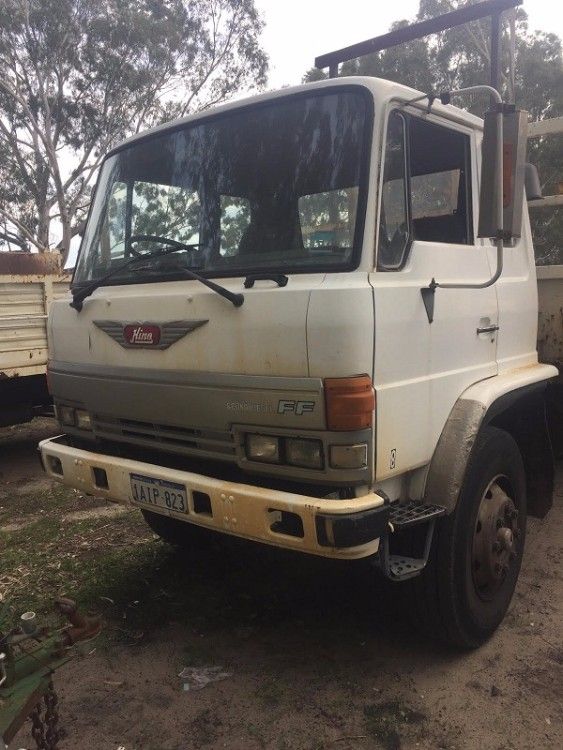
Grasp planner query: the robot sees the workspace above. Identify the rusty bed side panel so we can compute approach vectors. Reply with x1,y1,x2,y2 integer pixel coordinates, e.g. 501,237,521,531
537,264,563,380
0,252,70,378
0,251,64,275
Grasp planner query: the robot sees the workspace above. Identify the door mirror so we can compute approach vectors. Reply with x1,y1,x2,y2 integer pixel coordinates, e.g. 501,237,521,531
524,163,542,201
478,108,528,240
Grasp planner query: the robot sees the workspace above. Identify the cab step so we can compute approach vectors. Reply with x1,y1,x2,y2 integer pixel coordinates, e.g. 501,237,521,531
378,501,447,581
388,500,446,530
386,555,427,579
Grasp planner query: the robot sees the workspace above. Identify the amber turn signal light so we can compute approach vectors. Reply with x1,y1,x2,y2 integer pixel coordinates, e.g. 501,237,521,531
324,375,375,431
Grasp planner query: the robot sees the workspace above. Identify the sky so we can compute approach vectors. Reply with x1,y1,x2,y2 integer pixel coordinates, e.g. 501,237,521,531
254,0,563,90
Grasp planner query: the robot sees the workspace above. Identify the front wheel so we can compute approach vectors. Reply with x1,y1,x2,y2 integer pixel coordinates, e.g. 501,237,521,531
409,426,527,648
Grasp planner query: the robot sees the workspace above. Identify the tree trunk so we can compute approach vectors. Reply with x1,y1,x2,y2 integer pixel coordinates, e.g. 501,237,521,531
61,220,71,264
57,194,72,266
36,202,51,251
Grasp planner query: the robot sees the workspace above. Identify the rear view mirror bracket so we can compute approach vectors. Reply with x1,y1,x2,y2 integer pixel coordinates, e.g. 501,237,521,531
524,163,542,201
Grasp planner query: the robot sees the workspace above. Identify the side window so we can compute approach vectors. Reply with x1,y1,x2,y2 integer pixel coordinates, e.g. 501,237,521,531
378,111,474,271
219,195,251,257
408,117,472,245
378,111,410,270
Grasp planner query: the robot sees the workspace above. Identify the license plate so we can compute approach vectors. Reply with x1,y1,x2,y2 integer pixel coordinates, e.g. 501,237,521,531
130,473,188,514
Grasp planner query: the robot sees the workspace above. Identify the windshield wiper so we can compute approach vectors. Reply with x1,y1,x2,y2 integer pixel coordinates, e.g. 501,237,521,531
127,234,201,257
70,236,244,311
70,242,195,311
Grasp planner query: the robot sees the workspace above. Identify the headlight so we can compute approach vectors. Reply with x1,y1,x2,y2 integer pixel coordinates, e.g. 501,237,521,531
329,443,368,469
58,405,75,426
75,409,93,430
246,434,281,463
285,438,323,469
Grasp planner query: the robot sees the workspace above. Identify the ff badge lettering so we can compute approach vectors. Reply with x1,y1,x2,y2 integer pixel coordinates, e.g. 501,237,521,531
278,400,315,415
94,319,208,349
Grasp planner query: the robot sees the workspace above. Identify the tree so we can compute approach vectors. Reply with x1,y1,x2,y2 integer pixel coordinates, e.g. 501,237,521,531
0,0,268,261
303,0,562,263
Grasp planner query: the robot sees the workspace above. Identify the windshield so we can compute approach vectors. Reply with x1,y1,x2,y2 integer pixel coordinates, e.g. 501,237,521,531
74,88,371,285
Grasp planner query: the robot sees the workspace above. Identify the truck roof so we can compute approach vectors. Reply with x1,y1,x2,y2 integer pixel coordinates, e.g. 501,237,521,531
108,76,484,157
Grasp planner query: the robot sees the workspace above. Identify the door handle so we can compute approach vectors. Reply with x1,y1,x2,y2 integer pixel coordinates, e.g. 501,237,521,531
476,324,499,335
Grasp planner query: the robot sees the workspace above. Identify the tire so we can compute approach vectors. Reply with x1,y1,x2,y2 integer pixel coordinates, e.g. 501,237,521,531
141,509,216,549
409,426,527,649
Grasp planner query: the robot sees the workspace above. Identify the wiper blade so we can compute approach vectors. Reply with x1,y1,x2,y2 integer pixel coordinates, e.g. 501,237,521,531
70,242,195,311
128,234,202,256
128,236,244,308
70,235,244,311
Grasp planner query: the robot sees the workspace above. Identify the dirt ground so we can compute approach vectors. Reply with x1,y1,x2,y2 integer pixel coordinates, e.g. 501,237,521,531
1,419,562,750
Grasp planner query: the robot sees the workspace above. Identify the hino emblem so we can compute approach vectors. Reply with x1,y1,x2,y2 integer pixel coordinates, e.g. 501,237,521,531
124,323,160,346
94,319,208,349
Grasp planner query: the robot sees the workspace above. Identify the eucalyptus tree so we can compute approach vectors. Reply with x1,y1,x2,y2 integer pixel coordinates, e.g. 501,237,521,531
0,0,267,259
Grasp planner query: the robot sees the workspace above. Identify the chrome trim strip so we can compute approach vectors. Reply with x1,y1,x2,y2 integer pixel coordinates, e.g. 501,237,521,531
49,363,327,431
49,361,323,391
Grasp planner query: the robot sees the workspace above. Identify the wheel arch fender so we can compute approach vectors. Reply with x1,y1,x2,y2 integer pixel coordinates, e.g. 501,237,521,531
423,364,558,518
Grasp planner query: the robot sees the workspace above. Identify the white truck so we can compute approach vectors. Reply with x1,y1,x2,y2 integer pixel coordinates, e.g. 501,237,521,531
39,3,560,648
0,252,69,426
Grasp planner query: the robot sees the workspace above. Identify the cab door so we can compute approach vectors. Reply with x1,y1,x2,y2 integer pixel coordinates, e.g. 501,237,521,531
370,107,498,482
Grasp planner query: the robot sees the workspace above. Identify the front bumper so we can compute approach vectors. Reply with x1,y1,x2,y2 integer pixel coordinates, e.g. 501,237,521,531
39,436,389,559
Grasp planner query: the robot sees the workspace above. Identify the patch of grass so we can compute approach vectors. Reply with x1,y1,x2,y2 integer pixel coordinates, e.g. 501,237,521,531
0,484,62,521
363,700,426,750
0,508,153,628
0,482,112,523
1,497,266,647
2,485,382,652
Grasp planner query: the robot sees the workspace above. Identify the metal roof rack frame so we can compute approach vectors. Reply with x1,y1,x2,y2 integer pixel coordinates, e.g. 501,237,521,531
315,0,522,94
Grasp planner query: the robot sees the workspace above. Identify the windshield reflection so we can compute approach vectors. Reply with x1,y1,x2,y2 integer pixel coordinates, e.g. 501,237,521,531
75,89,371,285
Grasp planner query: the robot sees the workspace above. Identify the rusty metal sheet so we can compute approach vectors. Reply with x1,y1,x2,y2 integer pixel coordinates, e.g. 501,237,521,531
537,265,563,378
0,251,63,276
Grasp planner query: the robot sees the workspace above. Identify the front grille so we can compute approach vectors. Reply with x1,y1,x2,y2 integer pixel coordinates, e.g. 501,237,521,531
92,415,236,462
68,433,337,499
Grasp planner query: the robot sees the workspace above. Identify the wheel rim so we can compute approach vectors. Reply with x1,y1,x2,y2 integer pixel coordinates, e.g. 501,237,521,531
472,475,520,600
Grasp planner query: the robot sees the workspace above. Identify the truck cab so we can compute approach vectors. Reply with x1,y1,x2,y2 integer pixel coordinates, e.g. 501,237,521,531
40,76,558,648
